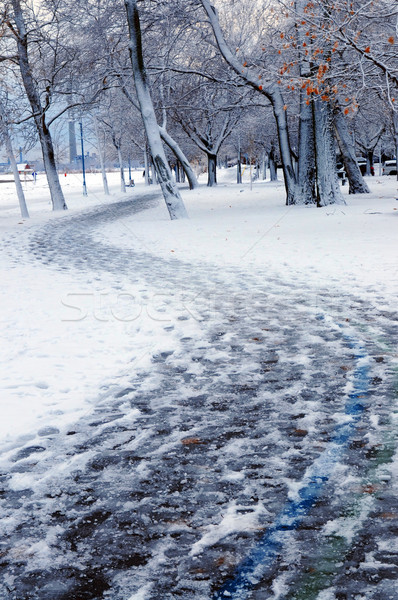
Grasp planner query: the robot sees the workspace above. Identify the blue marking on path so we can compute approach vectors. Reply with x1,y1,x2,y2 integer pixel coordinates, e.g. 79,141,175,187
213,319,370,599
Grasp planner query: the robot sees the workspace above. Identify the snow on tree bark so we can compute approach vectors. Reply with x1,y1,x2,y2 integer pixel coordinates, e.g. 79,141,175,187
271,91,297,204
296,91,317,204
333,106,370,194
294,0,317,205
10,0,67,211
94,118,109,196
117,81,198,191
199,0,297,204
313,97,345,206
124,0,188,219
0,106,29,219
159,126,198,190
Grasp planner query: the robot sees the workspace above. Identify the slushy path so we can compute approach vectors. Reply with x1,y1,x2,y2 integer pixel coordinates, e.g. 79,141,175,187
0,194,397,599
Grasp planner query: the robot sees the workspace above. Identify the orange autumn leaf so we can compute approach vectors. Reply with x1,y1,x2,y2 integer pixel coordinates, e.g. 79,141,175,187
181,437,202,445
361,484,379,494
258,85,263,90
388,36,394,44
364,46,370,53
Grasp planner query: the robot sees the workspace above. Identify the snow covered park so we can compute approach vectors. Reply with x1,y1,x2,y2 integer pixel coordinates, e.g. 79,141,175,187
0,169,397,599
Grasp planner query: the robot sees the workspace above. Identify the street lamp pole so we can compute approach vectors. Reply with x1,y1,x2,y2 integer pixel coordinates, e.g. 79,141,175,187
80,121,88,196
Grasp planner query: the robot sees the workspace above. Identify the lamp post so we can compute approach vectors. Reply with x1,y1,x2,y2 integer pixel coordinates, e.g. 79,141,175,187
80,121,87,196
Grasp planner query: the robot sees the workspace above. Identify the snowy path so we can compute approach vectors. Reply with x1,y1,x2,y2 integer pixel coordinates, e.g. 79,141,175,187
1,194,397,600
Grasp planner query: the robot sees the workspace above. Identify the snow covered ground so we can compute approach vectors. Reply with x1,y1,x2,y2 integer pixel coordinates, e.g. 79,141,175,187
0,168,397,599
1,168,396,448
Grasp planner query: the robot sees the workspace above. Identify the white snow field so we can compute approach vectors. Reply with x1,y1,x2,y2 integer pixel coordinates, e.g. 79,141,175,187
0,168,397,599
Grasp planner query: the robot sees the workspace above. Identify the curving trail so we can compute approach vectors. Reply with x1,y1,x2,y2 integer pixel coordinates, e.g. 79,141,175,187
0,194,397,600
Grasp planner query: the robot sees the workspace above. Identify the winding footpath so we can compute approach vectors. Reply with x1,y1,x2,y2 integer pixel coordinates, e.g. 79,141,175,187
0,194,397,600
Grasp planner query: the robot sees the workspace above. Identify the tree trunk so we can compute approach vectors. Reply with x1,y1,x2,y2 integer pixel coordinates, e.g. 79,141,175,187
11,0,67,211
295,93,317,204
94,118,109,195
271,89,296,203
294,0,317,205
68,119,77,164
144,148,150,185
124,0,188,219
159,125,198,190
261,152,267,180
0,110,29,219
333,106,370,194
8,141,29,218
150,155,157,184
394,112,398,182
118,147,126,192
365,152,374,176
179,162,185,183
207,153,217,186
313,97,345,206
237,147,242,183
174,163,180,183
269,143,278,181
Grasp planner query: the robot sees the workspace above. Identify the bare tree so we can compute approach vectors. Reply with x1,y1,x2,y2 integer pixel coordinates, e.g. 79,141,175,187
6,0,67,209
124,0,188,219
173,84,239,186
199,0,297,203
